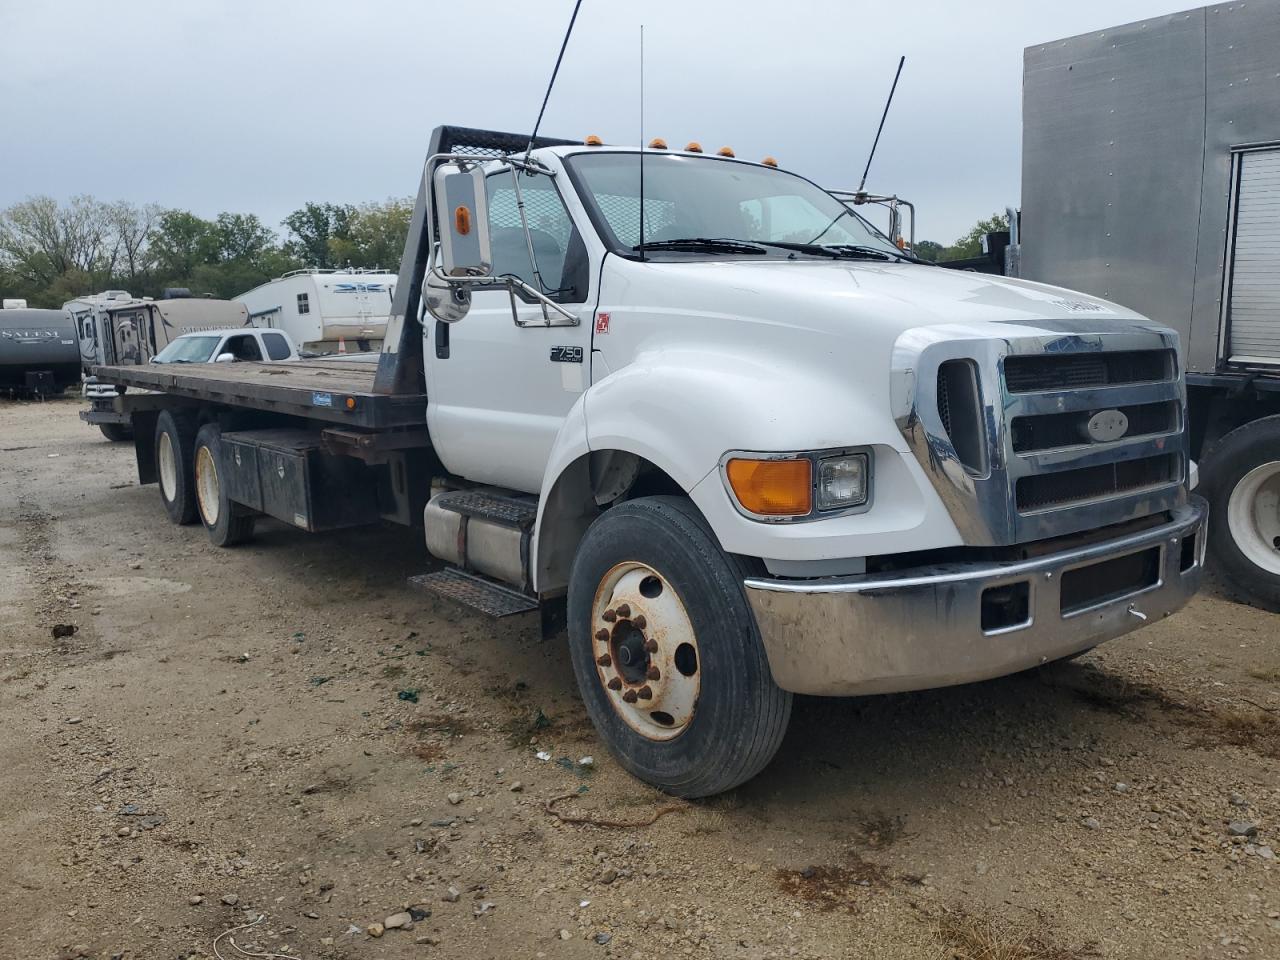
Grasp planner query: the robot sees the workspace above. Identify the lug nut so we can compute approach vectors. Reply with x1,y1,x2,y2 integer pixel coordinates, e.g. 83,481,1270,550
633,615,647,630
606,677,622,691
595,628,609,642
637,685,653,700
616,603,631,618
646,665,661,681
602,609,617,623
622,689,639,704
596,654,612,667
643,639,659,654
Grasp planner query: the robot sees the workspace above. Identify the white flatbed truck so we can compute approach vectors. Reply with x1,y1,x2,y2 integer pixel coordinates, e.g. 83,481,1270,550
95,125,1207,797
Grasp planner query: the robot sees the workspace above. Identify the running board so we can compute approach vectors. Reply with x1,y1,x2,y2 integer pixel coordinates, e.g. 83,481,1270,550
409,568,539,618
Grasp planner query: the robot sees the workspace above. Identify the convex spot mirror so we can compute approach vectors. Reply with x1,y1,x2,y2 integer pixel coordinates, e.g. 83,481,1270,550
434,164,492,279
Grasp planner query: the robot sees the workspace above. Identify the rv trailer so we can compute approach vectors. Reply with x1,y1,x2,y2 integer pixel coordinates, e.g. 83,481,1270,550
235,268,396,353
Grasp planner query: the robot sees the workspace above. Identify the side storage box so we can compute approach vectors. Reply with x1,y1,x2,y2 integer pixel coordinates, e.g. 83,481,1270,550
221,429,382,532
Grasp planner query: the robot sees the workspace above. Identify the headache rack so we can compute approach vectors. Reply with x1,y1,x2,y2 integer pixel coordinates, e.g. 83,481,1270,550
373,125,580,397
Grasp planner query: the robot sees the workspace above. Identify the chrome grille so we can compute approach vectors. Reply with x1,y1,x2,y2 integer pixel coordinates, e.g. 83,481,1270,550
1010,399,1179,453
1015,453,1181,511
893,326,1189,547
1004,349,1174,392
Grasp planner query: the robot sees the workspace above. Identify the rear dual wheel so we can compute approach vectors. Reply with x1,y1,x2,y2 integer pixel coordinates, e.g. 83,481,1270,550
567,496,791,798
193,424,255,547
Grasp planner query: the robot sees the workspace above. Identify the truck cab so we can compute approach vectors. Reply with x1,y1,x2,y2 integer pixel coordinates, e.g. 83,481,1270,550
402,129,1208,794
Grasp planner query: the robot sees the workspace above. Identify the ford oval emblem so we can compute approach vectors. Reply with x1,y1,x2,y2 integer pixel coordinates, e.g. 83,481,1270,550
1087,409,1129,443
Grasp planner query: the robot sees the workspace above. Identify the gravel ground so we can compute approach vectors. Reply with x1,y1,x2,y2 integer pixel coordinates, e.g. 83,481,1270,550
1,396,1278,960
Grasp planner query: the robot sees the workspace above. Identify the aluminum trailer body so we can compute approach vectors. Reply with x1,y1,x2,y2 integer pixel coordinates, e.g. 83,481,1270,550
1021,1,1280,608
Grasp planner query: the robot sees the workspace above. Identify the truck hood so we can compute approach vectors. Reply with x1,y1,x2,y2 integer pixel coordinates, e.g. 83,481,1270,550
637,258,1160,339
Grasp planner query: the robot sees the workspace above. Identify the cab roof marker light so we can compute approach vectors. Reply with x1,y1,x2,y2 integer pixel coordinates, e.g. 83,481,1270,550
716,146,735,157
648,137,668,149
684,141,703,153
584,134,604,146
761,156,778,167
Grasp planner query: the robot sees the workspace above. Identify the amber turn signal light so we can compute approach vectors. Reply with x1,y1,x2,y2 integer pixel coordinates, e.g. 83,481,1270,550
454,205,471,236
725,458,812,516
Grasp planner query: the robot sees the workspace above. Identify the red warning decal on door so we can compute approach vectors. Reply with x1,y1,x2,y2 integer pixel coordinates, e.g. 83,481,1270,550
595,312,610,334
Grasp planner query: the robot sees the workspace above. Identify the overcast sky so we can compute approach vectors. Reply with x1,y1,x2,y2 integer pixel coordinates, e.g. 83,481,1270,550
3,0,1186,245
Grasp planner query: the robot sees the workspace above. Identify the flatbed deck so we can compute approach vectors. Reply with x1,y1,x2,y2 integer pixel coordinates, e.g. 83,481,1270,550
93,360,427,430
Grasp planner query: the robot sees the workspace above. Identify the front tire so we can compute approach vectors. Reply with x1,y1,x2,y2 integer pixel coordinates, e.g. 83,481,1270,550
1201,415,1280,612
193,424,256,547
567,496,791,798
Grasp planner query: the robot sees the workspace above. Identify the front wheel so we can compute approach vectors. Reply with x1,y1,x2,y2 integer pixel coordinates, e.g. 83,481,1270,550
567,496,791,798
193,424,256,547
1201,415,1280,612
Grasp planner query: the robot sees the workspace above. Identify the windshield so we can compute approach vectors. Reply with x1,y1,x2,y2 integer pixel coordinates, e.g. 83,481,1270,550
153,335,220,363
565,152,901,257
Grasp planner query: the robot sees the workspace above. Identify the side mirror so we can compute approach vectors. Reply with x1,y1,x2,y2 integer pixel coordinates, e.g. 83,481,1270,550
214,352,235,363
434,164,491,278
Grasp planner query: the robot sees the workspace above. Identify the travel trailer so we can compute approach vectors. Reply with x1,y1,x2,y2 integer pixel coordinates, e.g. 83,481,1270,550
72,292,249,407
236,268,395,352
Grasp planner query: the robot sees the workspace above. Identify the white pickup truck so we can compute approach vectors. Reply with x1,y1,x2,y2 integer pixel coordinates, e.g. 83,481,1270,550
94,126,1206,797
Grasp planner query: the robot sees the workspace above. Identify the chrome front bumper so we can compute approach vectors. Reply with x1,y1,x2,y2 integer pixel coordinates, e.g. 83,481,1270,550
745,498,1207,696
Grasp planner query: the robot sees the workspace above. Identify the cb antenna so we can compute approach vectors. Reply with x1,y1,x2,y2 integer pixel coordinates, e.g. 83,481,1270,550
638,24,646,261
856,55,905,195
527,0,586,156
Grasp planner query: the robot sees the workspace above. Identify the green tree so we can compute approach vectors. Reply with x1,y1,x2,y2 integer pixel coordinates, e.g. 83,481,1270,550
282,202,356,268
941,213,1010,262
212,212,275,264
149,210,218,283
913,239,944,262
328,197,412,270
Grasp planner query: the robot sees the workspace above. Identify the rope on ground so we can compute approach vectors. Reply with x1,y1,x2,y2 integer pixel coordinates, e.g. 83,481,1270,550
212,914,298,960
545,791,688,829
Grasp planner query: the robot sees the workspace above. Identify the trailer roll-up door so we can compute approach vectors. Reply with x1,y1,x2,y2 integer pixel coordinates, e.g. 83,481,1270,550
1226,147,1280,365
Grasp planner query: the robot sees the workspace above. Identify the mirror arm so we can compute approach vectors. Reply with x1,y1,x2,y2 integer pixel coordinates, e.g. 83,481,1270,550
507,166,550,321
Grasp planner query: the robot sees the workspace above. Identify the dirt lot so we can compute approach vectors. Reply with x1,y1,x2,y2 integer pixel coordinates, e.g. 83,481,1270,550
1,396,1278,960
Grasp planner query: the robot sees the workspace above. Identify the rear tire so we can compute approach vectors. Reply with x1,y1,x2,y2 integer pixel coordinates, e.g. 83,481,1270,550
567,496,791,798
192,423,256,547
1200,415,1280,612
154,409,198,525
99,423,133,442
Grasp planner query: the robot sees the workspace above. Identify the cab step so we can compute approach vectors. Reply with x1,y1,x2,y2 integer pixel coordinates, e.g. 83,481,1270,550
434,490,538,529
409,568,539,618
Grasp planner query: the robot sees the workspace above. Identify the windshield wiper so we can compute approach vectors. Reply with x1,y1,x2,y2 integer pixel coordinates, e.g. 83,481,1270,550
825,243,932,265
632,237,767,255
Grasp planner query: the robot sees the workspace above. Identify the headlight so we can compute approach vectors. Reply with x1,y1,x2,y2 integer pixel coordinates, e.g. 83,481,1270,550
816,453,869,510
721,447,873,522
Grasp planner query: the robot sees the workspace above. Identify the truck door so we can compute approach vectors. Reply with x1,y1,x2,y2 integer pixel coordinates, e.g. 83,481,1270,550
424,170,594,494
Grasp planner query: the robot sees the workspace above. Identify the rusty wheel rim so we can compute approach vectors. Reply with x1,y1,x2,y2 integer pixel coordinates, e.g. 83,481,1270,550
590,561,700,741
